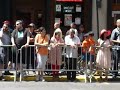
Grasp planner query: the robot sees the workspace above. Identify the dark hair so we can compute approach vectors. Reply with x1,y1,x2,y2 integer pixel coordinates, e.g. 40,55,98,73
16,20,23,24
70,29,75,34
79,24,84,29
100,33,105,40
84,33,89,37
38,27,46,32
89,31,94,36
28,23,35,28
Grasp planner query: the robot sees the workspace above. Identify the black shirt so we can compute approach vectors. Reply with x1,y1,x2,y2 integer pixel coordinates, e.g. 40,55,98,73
29,31,36,45
11,29,30,49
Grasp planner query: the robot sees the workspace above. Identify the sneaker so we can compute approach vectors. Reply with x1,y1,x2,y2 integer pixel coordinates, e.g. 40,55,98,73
41,78,45,82
16,72,20,77
22,71,27,76
4,71,13,75
36,75,40,81
40,76,45,82
0,76,5,81
112,75,117,79
33,71,36,74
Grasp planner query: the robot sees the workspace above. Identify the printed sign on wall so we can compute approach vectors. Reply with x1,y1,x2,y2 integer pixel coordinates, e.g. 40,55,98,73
64,14,72,26
56,5,61,12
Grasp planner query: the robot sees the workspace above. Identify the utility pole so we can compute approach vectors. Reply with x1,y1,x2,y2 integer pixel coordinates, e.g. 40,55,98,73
96,0,102,38
96,0,99,38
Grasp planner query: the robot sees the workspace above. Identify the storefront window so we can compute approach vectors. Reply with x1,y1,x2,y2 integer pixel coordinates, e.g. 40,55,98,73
55,0,84,35
56,0,82,2
112,0,120,3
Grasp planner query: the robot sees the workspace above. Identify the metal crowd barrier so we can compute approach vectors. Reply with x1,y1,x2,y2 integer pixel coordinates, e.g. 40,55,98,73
15,45,120,83
18,45,90,82
0,45,19,82
88,46,120,83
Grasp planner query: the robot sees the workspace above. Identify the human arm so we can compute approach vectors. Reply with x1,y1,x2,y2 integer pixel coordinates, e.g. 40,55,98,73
11,30,16,46
25,30,30,47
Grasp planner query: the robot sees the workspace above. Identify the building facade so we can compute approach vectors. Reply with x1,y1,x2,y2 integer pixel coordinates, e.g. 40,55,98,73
0,0,117,39
0,0,55,35
0,0,93,36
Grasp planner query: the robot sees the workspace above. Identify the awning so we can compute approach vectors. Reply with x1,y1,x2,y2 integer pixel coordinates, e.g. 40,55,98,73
56,0,82,2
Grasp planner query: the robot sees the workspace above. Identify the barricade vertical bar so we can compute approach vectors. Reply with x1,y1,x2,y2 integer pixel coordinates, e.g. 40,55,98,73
85,52,88,83
14,47,18,82
19,46,23,82
89,53,92,83
84,51,86,83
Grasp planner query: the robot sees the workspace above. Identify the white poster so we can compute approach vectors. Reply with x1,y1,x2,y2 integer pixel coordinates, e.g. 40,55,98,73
76,5,81,12
64,14,72,26
75,17,81,25
55,18,61,23
56,5,61,12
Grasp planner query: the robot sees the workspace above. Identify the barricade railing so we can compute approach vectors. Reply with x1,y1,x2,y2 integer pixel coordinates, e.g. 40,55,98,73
19,45,92,82
0,45,19,82
88,46,120,83
19,45,120,83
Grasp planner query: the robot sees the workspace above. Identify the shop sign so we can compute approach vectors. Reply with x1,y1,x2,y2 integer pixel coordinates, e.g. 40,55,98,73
63,6,74,13
56,4,61,12
76,5,81,12
75,17,81,25
64,14,72,26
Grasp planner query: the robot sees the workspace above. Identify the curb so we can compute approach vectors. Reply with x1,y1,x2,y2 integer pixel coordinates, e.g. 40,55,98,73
3,75,118,82
4,75,87,82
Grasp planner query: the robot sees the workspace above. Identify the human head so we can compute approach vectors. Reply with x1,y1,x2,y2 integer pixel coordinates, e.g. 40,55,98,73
28,23,35,32
15,20,23,30
100,29,108,40
70,22,76,29
38,27,46,36
54,32,61,39
2,24,9,31
3,20,10,26
54,22,60,29
69,29,75,38
116,19,120,28
83,33,89,40
89,31,94,37
79,24,84,32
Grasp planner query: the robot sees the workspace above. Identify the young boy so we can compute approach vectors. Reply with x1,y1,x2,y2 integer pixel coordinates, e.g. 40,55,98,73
88,32,96,70
81,33,90,69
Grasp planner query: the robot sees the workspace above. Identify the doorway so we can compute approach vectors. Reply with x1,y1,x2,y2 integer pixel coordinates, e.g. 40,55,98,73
16,10,31,27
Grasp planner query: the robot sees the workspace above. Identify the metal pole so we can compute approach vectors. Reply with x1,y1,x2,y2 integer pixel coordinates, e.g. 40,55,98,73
96,0,99,38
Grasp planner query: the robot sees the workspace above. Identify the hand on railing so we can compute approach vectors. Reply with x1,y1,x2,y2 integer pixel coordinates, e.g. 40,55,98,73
107,45,112,48
70,45,77,49
95,45,112,49
65,44,78,49
12,43,16,47
24,43,29,47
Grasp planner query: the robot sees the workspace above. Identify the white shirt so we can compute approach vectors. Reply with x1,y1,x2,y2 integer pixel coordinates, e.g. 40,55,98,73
0,28,11,45
0,28,3,45
65,35,80,58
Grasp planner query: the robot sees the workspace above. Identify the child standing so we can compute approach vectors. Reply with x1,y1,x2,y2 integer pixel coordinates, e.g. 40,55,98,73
96,29,112,80
88,32,96,69
81,34,90,69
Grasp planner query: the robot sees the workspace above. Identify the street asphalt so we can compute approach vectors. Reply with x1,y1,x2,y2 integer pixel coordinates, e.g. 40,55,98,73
0,82,120,90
